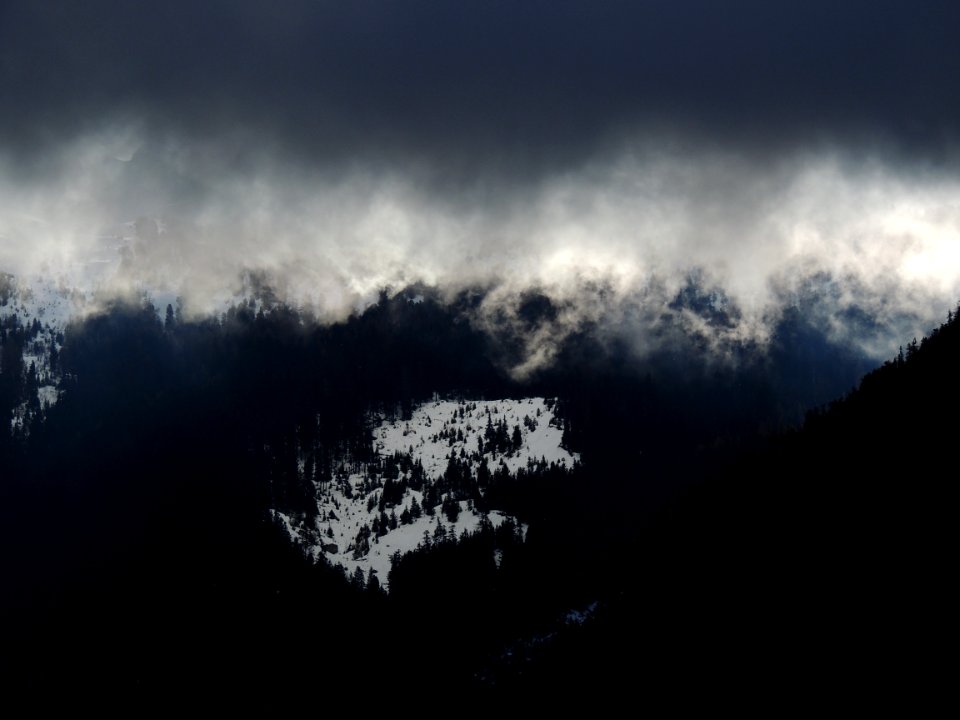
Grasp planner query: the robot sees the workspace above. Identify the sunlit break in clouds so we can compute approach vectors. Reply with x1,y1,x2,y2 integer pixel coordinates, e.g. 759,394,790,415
2,1,959,373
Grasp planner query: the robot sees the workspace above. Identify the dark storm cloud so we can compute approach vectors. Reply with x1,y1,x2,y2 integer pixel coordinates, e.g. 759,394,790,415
2,1,960,376
2,0,960,172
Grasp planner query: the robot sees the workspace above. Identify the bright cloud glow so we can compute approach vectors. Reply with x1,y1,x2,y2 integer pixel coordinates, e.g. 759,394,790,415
2,133,959,370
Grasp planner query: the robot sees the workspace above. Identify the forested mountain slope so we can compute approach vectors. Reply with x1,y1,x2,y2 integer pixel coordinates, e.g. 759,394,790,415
1,288,943,708
523,306,960,705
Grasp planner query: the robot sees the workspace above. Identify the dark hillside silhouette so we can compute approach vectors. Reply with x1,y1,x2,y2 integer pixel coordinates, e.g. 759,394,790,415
513,304,960,704
0,289,945,707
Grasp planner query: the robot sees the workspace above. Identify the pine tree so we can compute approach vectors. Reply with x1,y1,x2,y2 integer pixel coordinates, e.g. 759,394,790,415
351,566,365,589
48,340,59,374
443,495,460,524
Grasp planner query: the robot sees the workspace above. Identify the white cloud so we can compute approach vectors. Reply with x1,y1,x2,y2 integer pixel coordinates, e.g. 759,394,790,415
2,132,958,370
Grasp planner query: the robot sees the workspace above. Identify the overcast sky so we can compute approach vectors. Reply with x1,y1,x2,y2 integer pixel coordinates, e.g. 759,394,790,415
2,1,959,369
2,1,959,167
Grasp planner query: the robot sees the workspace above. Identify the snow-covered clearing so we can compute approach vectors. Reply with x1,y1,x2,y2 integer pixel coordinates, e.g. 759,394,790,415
276,397,578,590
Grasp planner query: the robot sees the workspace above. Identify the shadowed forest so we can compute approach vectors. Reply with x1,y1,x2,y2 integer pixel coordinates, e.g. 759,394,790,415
1,288,953,708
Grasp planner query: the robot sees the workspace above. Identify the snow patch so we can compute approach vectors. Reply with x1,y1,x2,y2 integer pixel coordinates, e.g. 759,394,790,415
276,397,577,590
374,397,578,477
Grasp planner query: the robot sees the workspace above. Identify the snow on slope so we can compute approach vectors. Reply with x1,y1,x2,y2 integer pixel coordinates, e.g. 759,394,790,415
1,233,214,424
374,397,576,476
276,397,578,590
1,248,116,422
279,489,513,590
0,274,91,330
1,274,79,428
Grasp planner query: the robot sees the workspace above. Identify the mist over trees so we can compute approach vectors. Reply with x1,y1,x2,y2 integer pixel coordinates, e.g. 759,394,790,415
1,285,951,708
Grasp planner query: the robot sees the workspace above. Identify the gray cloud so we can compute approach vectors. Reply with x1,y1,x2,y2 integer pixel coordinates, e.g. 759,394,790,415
2,1,960,176
2,133,958,376
2,3,960,374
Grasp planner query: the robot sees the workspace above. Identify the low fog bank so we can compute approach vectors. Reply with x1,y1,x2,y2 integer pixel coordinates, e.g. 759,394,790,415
1,135,958,377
